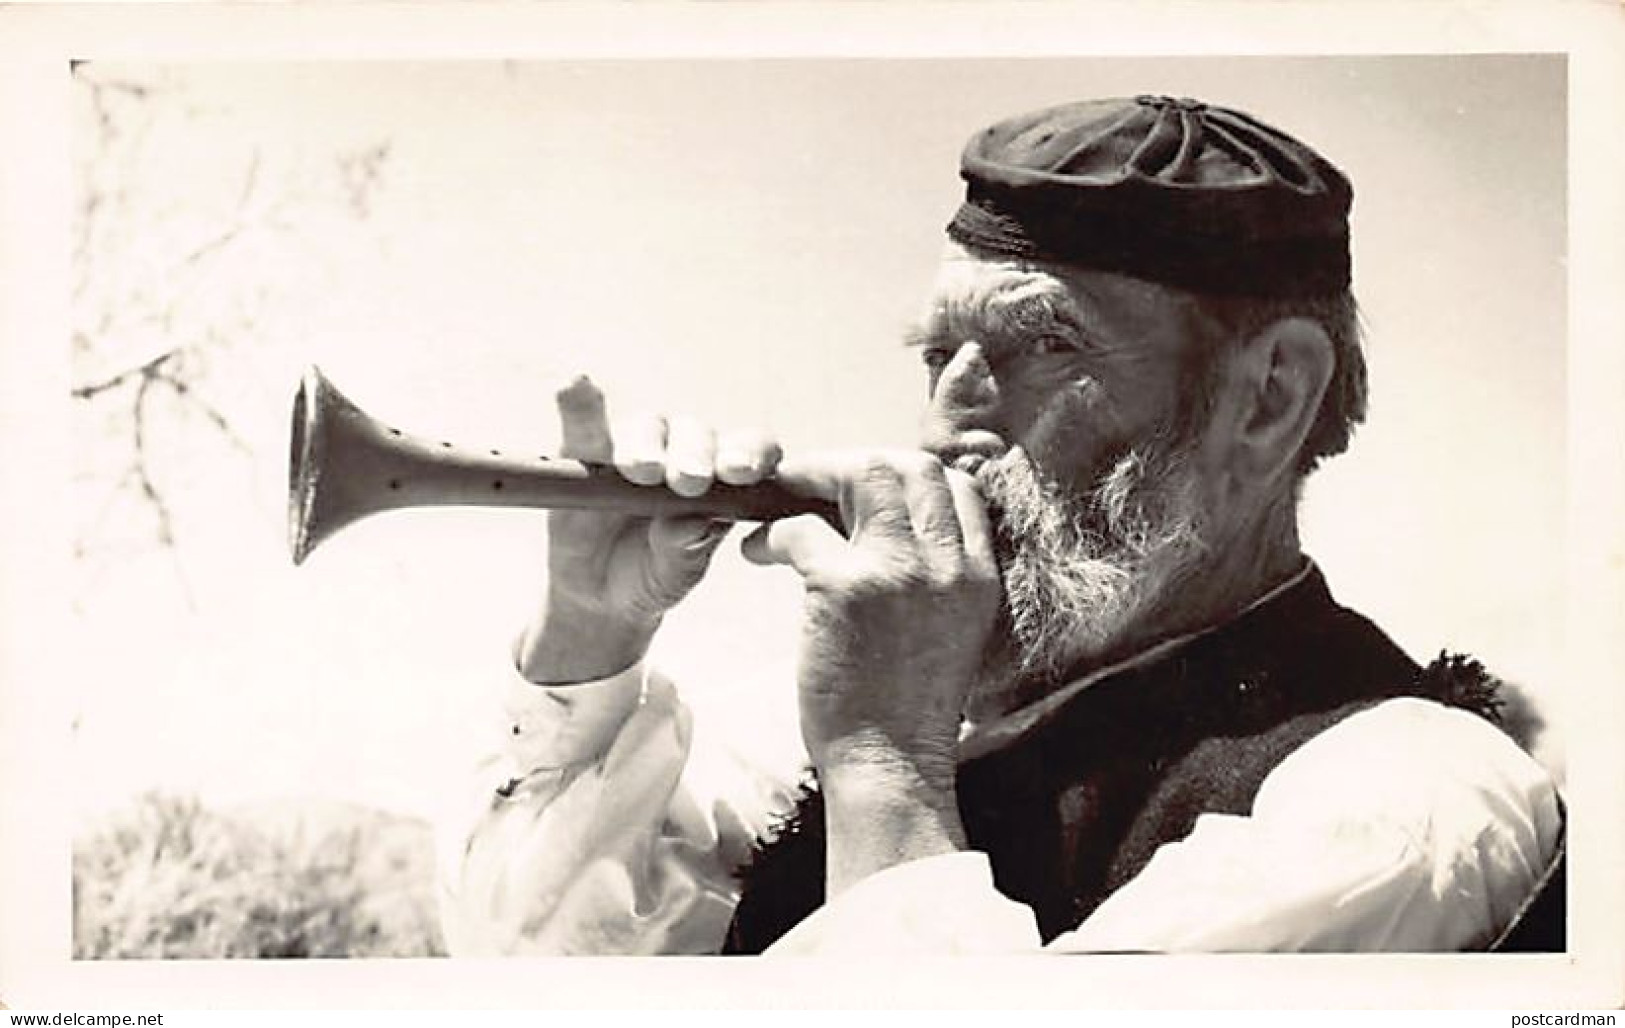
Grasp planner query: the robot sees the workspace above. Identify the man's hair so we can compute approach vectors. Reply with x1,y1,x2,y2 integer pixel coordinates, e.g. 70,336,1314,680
1179,291,1368,477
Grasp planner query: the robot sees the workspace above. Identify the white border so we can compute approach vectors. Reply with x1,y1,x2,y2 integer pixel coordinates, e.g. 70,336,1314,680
1,0,1621,1011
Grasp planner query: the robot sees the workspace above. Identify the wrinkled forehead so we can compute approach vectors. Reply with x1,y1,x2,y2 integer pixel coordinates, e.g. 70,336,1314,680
913,242,1208,359
916,254,1070,337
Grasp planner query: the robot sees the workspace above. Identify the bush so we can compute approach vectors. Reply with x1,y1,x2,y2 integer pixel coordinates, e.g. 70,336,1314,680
74,793,445,959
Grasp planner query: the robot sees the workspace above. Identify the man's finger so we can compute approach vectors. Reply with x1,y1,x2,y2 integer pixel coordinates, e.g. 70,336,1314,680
740,514,849,578
774,451,913,541
847,455,915,543
664,417,716,498
920,342,1009,469
715,430,783,486
556,376,613,463
770,452,847,504
944,467,996,578
783,449,919,542
771,451,859,535
900,453,962,553
612,413,669,486
932,341,999,413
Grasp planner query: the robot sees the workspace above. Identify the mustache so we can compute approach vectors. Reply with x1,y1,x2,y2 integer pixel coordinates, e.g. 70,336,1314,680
967,438,1209,682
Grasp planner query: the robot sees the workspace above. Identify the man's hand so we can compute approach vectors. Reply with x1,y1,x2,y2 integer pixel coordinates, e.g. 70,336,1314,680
742,451,1001,894
517,376,782,685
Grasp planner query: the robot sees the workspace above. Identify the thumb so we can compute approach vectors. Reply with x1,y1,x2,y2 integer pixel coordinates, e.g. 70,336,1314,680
641,518,731,609
741,514,848,577
649,516,731,558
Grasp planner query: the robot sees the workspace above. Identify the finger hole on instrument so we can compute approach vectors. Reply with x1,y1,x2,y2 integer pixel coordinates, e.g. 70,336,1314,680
613,413,669,486
556,375,614,462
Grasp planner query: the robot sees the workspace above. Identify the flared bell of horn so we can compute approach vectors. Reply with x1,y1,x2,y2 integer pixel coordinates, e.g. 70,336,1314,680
288,366,836,565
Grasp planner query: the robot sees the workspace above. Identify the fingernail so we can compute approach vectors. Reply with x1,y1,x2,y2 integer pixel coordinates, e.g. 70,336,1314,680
621,459,664,485
668,470,712,498
556,375,600,404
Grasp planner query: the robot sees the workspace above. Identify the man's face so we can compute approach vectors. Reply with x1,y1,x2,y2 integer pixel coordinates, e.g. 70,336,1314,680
908,246,1223,714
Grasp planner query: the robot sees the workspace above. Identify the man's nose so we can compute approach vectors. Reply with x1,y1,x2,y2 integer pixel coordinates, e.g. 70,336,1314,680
921,341,1007,463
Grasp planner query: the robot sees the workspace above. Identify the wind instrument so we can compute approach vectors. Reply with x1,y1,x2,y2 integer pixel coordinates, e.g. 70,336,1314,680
288,366,836,565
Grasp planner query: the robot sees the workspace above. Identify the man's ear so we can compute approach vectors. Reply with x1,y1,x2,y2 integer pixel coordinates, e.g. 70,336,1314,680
1221,317,1334,486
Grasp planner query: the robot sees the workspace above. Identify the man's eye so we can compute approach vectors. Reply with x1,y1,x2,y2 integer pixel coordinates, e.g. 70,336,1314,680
922,347,953,370
1030,334,1081,356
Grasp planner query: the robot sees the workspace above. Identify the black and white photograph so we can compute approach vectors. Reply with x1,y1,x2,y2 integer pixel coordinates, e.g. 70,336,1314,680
1,1,1621,1012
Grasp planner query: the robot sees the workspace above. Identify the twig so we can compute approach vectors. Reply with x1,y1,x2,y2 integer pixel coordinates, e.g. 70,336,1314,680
71,350,176,401
152,371,251,455
177,222,244,272
131,374,174,548
239,149,260,210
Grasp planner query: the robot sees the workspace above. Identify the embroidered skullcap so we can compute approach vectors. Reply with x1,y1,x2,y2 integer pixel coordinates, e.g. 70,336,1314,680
946,95,1353,298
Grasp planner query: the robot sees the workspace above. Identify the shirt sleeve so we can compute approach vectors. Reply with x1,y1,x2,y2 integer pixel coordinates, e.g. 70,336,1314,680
766,697,1563,954
435,660,797,956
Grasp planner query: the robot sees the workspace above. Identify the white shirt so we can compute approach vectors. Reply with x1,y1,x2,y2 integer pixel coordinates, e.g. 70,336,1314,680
436,655,1562,956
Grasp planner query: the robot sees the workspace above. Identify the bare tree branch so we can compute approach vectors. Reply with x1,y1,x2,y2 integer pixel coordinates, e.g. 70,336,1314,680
71,349,177,401
239,148,261,209
177,221,246,272
153,371,252,455
131,374,175,549
72,65,391,582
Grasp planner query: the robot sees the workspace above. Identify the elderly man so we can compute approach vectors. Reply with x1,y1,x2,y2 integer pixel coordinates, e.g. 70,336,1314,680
437,95,1562,955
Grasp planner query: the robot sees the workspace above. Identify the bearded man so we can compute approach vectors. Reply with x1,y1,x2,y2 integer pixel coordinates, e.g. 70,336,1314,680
436,95,1563,955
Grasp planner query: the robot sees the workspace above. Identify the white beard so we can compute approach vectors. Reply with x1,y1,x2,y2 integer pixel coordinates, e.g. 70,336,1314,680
969,435,1212,701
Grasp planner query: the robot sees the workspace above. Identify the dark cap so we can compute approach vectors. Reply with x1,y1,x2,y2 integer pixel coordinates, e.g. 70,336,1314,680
946,95,1353,298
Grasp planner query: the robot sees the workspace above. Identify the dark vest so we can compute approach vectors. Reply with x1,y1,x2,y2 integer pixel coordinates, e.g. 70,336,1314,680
722,567,1514,953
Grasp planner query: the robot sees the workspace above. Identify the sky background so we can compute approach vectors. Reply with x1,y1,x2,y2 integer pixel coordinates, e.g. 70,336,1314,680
61,55,1567,825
